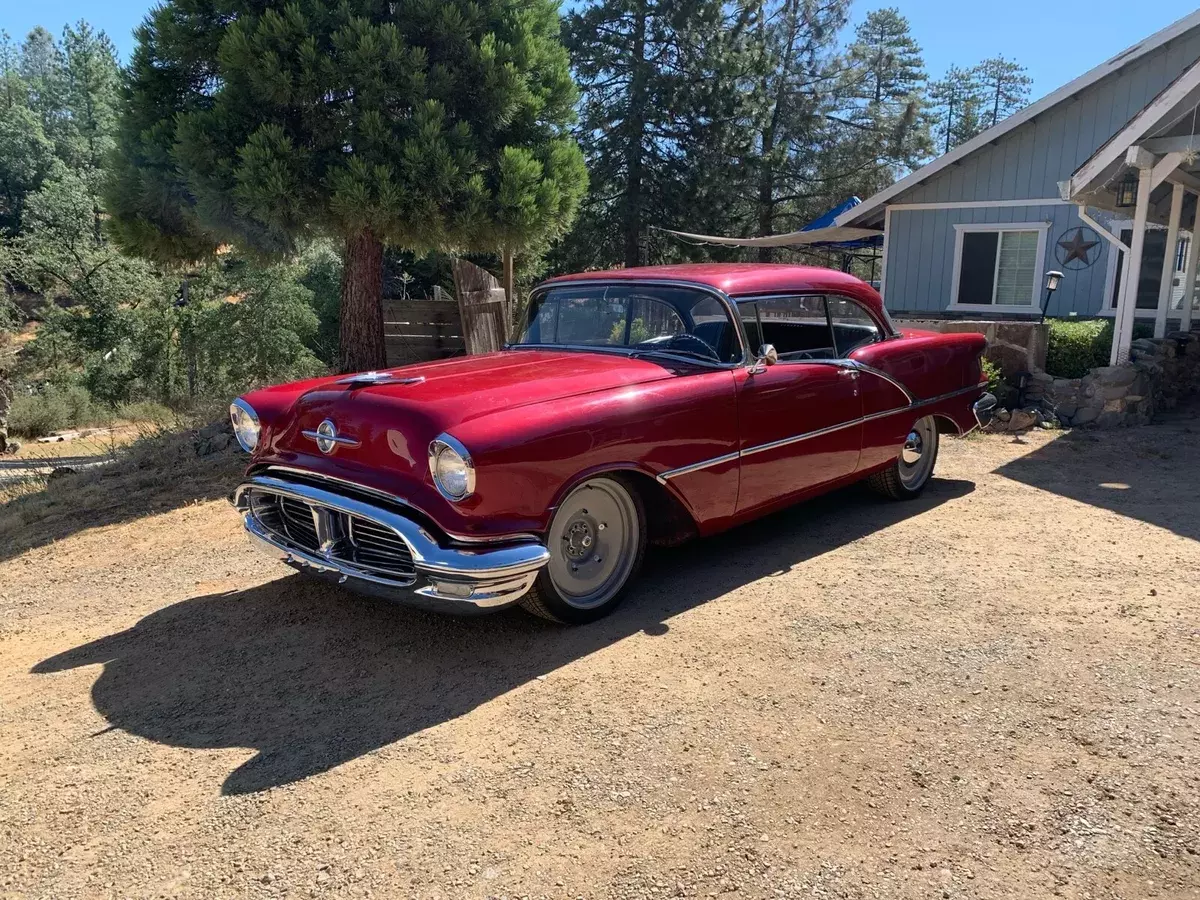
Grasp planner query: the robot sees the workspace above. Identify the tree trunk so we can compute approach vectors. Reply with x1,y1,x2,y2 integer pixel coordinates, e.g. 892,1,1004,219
338,229,386,374
622,3,648,269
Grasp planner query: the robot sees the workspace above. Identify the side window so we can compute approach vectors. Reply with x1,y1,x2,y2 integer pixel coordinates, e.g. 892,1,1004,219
826,297,881,357
624,297,686,344
741,296,835,361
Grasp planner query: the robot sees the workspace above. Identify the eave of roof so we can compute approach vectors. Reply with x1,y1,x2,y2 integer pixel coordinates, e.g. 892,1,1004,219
835,8,1200,229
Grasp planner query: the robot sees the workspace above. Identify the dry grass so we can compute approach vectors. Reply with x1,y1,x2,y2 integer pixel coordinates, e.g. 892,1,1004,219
0,418,244,560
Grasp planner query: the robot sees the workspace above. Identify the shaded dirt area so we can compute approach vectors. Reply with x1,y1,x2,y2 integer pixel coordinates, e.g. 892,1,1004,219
1,418,1198,899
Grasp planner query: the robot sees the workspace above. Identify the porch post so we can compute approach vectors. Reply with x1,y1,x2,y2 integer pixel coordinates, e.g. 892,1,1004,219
1154,183,1185,338
1181,207,1199,332
1112,166,1154,365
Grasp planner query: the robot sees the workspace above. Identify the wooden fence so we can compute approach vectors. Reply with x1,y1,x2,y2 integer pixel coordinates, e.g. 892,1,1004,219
383,287,466,366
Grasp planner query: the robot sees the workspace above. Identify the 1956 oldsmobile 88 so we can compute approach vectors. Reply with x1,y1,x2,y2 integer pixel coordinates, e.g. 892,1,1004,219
230,264,996,623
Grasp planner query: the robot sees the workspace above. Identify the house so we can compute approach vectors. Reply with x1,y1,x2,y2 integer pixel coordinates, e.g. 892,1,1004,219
836,10,1200,364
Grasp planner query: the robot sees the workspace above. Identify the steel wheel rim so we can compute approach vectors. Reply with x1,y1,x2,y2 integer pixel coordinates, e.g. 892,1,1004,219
547,479,639,609
898,416,937,490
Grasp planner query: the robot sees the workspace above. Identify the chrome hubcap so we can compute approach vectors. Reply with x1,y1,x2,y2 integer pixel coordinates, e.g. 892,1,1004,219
898,417,937,490
901,430,923,465
548,480,639,609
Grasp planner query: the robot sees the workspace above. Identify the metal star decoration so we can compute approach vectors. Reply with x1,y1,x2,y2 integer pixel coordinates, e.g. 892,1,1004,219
1057,228,1100,267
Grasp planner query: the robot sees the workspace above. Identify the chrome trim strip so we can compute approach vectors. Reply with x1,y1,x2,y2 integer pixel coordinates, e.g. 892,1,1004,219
844,360,916,403
655,381,985,482
911,382,987,407
653,451,741,484
259,465,540,545
521,278,750,367
301,429,361,447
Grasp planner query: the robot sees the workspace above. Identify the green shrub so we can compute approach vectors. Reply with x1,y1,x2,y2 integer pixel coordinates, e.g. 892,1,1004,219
116,400,175,426
8,384,97,437
1044,318,1157,378
1045,319,1113,378
980,357,1003,394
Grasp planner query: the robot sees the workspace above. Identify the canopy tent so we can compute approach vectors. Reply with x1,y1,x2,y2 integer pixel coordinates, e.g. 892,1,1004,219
659,198,884,250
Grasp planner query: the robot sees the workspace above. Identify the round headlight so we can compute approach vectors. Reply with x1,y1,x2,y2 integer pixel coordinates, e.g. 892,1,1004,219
428,436,475,501
230,398,260,453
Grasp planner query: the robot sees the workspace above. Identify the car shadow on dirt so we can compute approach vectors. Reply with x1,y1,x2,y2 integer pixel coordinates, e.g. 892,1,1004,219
33,478,973,796
993,409,1200,542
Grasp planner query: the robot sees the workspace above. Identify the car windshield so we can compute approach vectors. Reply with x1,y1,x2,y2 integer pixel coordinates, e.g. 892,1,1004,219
514,284,741,364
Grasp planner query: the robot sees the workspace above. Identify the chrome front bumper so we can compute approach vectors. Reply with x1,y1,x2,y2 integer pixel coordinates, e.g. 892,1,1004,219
231,474,549,613
972,392,998,428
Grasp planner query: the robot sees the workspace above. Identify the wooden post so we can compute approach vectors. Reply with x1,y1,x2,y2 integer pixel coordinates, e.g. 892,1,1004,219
502,247,515,326
1154,183,1185,338
1112,166,1153,365
1181,206,1199,332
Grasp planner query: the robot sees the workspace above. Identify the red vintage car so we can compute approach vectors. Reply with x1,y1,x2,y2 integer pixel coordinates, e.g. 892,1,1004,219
230,264,996,623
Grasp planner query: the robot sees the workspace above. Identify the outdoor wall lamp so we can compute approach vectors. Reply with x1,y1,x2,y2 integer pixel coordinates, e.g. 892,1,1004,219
1115,170,1139,207
1039,270,1064,323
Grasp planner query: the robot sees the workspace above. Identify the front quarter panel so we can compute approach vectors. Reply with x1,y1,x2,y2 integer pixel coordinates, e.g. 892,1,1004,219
452,368,741,535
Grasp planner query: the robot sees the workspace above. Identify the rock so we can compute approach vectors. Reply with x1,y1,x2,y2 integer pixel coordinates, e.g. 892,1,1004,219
194,420,235,457
2,438,18,455
48,466,77,481
1092,366,1137,386
1073,406,1100,425
1007,408,1040,432
1054,405,1078,420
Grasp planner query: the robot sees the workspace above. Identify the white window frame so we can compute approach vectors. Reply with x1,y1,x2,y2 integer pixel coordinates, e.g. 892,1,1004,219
947,222,1051,313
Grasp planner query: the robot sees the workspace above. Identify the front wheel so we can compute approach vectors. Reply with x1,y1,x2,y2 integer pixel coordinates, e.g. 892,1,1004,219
868,415,939,500
519,475,647,624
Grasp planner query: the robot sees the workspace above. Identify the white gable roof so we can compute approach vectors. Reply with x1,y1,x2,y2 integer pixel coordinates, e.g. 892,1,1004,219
836,8,1200,229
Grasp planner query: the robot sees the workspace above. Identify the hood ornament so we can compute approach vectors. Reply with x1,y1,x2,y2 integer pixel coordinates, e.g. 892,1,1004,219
336,371,425,388
302,419,361,454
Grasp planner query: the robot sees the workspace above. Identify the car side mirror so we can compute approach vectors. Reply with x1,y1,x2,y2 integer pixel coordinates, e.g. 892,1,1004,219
748,343,777,374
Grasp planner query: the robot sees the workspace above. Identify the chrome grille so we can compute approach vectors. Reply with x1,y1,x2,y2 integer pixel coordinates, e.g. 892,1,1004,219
246,488,416,581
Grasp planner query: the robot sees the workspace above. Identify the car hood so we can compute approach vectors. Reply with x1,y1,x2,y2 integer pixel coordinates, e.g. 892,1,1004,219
263,349,680,471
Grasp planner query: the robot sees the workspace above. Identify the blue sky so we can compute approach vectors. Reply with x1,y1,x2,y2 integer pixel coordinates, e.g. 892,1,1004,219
3,0,1197,104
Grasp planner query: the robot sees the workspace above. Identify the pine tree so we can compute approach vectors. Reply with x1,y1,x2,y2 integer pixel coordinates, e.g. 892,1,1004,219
108,0,585,373
18,27,66,150
562,0,755,269
747,0,850,260
846,7,924,108
928,65,984,154
974,56,1032,129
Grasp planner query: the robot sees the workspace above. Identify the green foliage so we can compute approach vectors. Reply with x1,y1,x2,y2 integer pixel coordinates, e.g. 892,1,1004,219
980,357,1003,394
974,56,1032,129
1045,319,1114,378
9,382,95,436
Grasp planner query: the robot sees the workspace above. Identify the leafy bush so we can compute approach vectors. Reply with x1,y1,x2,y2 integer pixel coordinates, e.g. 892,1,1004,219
1044,318,1157,378
9,383,97,437
1045,319,1113,378
981,357,1003,394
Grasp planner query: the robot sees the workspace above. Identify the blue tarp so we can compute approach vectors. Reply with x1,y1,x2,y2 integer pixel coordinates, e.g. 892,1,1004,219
800,197,882,250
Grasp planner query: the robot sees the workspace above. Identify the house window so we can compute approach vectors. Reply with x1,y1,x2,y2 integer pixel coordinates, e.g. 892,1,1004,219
953,224,1048,307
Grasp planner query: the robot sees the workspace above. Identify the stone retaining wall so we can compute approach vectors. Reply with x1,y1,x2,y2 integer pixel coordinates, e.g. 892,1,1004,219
893,318,1048,373
1028,333,1200,428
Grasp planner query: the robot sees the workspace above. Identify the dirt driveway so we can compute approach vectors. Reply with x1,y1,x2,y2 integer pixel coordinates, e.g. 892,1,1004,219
1,417,1198,900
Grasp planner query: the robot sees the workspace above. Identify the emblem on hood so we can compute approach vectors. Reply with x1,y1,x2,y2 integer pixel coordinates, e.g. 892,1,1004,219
302,419,361,454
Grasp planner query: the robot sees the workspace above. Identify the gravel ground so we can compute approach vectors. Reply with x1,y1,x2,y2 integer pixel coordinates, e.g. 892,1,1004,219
1,416,1198,900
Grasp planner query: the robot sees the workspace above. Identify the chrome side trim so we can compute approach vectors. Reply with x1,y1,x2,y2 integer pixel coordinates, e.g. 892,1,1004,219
259,465,539,545
844,360,916,403
655,381,986,482
653,451,740,484
911,382,988,407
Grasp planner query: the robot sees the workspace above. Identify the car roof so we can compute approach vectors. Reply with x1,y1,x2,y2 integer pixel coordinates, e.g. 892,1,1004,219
541,263,885,318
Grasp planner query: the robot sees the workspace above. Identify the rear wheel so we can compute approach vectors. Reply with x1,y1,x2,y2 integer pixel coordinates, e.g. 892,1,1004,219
868,415,939,500
519,475,647,624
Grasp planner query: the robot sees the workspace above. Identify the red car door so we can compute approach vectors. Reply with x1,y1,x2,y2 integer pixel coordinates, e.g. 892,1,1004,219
734,295,863,514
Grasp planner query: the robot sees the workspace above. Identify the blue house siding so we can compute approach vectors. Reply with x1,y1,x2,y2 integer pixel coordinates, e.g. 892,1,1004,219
900,29,1200,206
875,22,1200,319
884,204,1111,317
